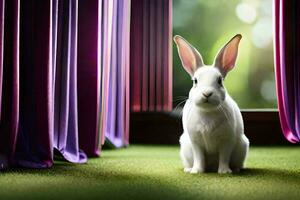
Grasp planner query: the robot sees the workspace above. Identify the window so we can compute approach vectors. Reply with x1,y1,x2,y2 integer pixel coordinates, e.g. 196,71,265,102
173,0,276,108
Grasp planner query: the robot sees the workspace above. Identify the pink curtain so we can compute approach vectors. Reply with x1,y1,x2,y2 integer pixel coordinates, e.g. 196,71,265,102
130,0,173,112
274,0,300,143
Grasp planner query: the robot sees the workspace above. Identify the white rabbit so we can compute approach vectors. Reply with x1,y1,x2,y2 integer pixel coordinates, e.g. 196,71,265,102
174,34,249,174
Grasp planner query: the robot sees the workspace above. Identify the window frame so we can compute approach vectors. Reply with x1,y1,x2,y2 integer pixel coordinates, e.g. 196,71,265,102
130,110,289,145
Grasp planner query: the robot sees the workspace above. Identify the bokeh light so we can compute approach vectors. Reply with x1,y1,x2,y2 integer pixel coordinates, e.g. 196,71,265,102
252,17,273,49
236,3,257,24
260,79,277,101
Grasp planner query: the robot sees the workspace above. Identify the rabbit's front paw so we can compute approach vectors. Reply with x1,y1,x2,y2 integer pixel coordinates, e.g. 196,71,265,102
183,168,192,173
190,167,204,174
218,166,232,174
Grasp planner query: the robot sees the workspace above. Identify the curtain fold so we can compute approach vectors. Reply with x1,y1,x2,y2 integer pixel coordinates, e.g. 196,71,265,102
77,0,102,156
130,0,172,112
0,0,55,169
0,0,20,169
274,0,300,143
16,0,54,168
0,0,4,122
100,0,113,147
101,0,130,148
53,0,87,163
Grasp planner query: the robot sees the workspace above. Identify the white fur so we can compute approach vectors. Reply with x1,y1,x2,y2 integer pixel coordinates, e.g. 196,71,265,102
175,35,249,174
180,66,249,174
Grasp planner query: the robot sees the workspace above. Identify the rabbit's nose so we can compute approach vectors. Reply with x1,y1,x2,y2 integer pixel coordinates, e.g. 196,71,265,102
203,92,213,98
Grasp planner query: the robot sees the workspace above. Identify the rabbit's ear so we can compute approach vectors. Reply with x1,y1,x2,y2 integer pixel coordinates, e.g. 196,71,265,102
213,34,242,77
174,35,204,77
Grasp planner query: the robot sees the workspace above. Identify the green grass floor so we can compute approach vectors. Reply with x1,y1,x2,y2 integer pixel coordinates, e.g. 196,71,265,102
1,145,300,200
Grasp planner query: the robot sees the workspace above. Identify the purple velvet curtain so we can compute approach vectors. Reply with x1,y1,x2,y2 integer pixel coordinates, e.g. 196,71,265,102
77,0,101,156
274,0,300,143
53,0,87,163
0,0,53,169
130,0,173,112
101,0,130,148
0,0,131,169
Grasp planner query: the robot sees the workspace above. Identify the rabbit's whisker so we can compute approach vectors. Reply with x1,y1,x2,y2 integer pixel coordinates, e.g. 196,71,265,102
173,96,189,102
172,98,188,115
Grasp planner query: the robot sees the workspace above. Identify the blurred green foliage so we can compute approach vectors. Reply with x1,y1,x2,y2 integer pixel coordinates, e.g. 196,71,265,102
173,0,277,108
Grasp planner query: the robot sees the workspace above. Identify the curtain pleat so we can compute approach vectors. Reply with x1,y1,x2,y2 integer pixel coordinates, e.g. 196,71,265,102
124,0,130,144
77,0,102,156
163,0,172,111
0,0,55,168
130,0,142,112
274,0,300,143
16,0,54,168
102,0,130,147
141,0,149,112
0,0,20,169
52,0,87,163
100,0,113,146
130,0,172,112
0,0,4,122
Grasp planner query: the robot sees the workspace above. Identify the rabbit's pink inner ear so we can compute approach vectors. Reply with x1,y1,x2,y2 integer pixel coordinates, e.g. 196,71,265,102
174,36,199,76
214,34,242,76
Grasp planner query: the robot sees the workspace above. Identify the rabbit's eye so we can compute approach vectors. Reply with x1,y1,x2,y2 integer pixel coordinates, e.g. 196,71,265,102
193,79,198,85
217,76,223,85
